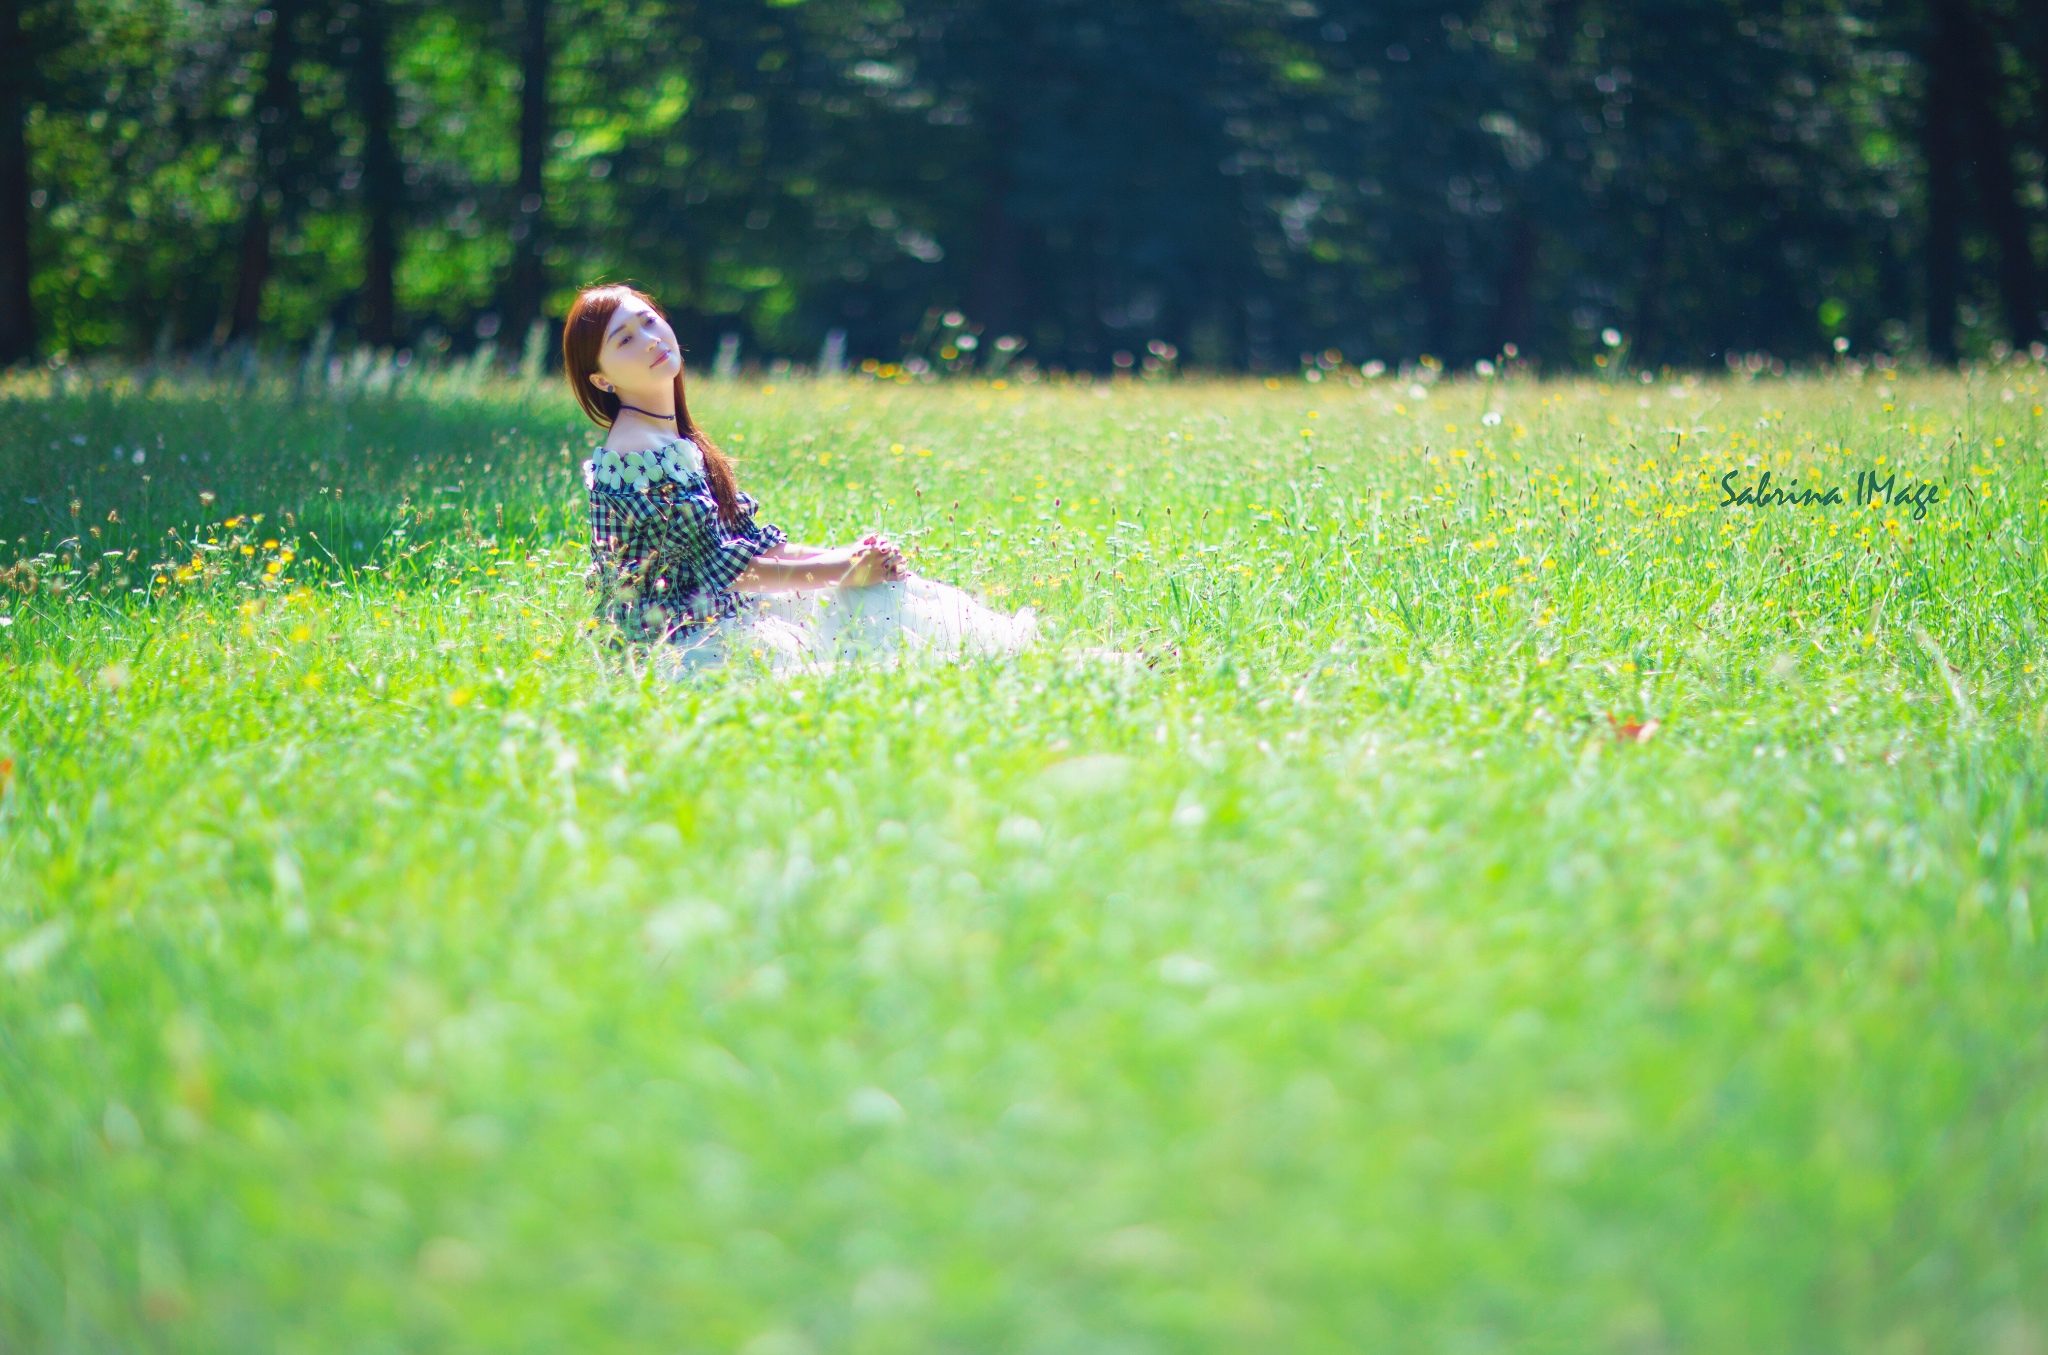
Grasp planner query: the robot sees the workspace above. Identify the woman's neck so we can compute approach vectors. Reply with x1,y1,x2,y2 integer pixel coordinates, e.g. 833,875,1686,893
614,391,676,422
602,400,687,454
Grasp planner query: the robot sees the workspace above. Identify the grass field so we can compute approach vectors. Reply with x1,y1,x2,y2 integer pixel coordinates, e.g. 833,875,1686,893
5,358,2048,1353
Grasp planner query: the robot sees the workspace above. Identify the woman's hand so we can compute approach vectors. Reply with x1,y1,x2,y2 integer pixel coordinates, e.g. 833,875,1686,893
858,534,911,582
840,544,897,589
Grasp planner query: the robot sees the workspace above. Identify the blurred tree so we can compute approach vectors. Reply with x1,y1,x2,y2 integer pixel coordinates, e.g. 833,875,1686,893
908,0,1270,369
1946,0,2038,346
15,0,2044,367
227,0,309,341
0,0,36,362
499,0,547,345
1920,0,2042,355
346,0,404,346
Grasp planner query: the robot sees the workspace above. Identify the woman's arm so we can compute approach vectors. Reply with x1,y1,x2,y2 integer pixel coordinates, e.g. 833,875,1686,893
733,543,902,593
763,538,902,563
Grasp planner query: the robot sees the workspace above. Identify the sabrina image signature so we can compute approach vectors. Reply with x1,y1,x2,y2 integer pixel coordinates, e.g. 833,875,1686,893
1717,468,1943,520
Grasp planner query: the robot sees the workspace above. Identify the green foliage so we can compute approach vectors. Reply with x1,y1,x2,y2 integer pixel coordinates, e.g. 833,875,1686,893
17,0,2046,369
5,365,2048,1349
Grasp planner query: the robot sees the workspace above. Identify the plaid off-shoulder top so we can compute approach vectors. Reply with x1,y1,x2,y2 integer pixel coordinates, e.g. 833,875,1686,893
584,437,787,643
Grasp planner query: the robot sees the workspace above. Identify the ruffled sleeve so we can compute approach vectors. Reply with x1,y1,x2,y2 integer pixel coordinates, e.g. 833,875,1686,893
662,481,783,595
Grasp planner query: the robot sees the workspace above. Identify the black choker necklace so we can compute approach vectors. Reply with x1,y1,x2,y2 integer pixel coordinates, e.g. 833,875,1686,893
616,402,675,421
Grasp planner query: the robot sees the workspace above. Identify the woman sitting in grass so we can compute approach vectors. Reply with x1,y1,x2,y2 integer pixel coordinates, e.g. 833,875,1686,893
564,283,1037,671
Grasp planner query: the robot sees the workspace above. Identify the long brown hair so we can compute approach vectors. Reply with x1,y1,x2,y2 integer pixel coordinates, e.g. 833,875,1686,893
562,284,742,524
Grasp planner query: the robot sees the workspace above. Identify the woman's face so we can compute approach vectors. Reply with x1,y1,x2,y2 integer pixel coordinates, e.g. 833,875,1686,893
592,297,683,401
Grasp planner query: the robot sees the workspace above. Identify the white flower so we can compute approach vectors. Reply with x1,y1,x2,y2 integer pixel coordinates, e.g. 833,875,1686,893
660,439,700,480
594,450,624,489
621,449,658,488
581,459,597,489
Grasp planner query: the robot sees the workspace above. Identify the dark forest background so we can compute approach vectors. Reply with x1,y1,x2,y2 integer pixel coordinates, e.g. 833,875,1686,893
3,0,2046,373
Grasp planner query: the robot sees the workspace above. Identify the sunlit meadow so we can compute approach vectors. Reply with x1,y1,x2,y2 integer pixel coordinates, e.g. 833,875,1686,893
4,355,2048,1353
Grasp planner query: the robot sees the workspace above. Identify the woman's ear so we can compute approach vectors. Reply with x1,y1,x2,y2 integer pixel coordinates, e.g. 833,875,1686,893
588,371,612,393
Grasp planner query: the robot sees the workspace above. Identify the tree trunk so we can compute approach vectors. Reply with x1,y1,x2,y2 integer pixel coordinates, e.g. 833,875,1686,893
228,204,272,342
505,0,551,338
1418,234,1454,360
1487,214,1538,357
228,0,304,343
1947,0,2039,347
967,137,1027,339
1484,0,1577,364
1632,207,1671,365
0,0,33,365
1922,1,1965,363
354,0,401,346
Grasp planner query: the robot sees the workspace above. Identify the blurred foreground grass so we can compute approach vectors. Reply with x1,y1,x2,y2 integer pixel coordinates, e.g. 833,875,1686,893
5,362,2048,1353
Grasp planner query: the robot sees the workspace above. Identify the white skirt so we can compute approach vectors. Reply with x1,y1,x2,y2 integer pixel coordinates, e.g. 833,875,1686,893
656,577,1038,677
